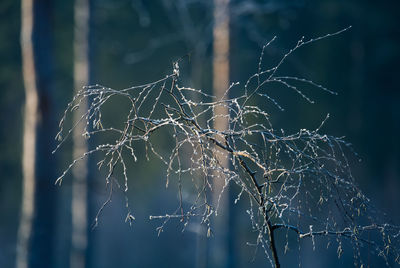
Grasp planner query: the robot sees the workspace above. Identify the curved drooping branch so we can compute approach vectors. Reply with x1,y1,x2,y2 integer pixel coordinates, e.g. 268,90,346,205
54,29,400,267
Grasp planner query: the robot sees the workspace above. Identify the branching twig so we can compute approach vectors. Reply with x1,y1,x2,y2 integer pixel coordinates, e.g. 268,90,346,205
55,28,399,267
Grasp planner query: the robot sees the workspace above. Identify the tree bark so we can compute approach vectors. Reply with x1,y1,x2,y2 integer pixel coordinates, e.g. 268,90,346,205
17,0,57,267
210,0,233,267
70,0,92,267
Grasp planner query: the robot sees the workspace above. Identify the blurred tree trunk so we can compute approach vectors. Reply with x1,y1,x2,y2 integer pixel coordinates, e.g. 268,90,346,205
210,0,234,267
70,0,92,267
17,0,58,267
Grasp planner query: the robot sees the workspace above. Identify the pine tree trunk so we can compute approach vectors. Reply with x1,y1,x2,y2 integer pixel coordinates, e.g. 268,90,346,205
210,0,234,267
70,0,92,267
17,0,57,267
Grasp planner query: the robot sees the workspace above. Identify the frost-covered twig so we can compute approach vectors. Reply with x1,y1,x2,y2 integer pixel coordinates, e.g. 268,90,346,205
55,28,399,267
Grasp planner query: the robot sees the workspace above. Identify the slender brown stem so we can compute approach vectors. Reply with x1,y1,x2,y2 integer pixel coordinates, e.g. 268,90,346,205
267,220,280,268
226,136,280,268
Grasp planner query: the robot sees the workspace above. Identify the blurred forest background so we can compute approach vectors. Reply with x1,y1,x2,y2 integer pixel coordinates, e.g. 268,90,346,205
0,0,399,267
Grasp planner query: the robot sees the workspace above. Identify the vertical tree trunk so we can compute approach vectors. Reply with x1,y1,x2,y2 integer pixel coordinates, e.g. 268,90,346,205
210,0,233,267
17,0,37,267
17,0,57,267
70,0,91,267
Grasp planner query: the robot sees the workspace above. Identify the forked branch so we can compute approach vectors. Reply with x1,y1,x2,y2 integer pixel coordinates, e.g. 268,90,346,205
54,28,399,267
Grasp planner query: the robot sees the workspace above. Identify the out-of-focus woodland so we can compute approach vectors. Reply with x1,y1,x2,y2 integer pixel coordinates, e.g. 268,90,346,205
0,0,399,267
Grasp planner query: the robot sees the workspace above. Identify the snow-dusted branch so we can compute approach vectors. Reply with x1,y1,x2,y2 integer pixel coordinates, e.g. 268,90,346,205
55,29,399,267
